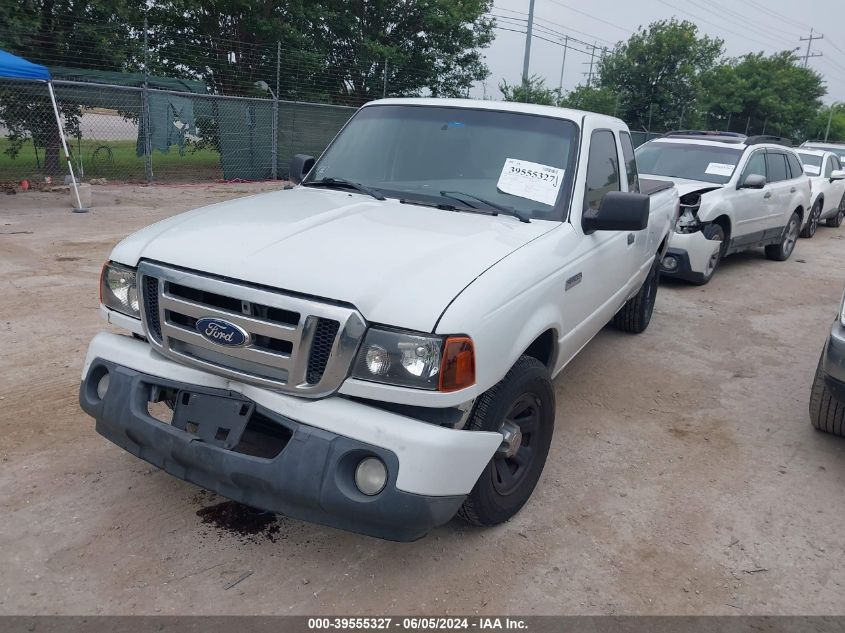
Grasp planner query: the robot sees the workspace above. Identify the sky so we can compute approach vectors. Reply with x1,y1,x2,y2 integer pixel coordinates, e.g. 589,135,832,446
475,0,845,104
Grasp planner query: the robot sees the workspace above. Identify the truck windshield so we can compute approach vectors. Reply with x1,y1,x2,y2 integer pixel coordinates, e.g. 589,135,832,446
636,141,743,184
305,104,579,220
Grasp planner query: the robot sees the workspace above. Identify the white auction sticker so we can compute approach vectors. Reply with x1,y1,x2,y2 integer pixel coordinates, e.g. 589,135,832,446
497,158,564,206
704,162,735,177
804,164,821,175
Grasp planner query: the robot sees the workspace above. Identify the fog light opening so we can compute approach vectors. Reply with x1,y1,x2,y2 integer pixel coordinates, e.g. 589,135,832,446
96,371,110,400
354,457,387,496
662,255,678,271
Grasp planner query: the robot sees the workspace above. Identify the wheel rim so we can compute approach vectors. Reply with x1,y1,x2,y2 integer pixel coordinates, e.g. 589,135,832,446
809,204,820,235
492,393,541,496
783,217,799,256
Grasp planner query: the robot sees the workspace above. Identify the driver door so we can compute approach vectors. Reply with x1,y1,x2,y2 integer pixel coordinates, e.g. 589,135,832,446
732,150,773,246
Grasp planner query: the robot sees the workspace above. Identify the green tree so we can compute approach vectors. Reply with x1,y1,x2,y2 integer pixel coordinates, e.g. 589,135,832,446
596,19,723,131
559,85,619,116
699,51,826,139
807,104,845,142
499,75,560,105
312,0,494,105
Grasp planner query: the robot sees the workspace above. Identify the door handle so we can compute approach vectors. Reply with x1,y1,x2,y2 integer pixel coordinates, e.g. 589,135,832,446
763,192,772,199
627,233,635,245
790,187,796,193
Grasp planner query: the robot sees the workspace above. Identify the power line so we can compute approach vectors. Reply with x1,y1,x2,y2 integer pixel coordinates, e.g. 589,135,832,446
541,0,633,35
490,4,616,46
690,0,805,44
657,0,785,51
742,0,812,31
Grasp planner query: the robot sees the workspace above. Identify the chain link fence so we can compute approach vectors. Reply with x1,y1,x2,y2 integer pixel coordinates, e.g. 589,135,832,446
0,77,356,184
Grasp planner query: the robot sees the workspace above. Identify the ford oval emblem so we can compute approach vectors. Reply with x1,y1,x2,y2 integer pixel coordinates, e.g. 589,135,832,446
195,317,250,347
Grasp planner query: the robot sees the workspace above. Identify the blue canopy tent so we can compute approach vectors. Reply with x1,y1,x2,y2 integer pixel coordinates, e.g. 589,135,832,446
0,49,84,210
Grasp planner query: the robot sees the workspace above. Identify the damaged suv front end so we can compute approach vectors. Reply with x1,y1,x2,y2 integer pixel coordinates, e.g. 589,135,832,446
660,186,723,284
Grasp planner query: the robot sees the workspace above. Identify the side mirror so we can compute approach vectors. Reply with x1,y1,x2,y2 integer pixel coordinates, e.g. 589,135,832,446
582,191,649,235
830,169,845,181
741,173,766,189
289,154,315,184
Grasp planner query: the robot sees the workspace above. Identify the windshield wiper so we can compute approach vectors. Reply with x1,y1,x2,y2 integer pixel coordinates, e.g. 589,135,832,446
303,177,386,201
439,190,531,223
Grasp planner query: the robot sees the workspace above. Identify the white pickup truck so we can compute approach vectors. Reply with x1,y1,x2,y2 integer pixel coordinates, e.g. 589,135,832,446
79,99,678,541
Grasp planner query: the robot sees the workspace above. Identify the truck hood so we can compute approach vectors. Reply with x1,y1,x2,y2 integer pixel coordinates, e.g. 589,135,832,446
111,187,556,332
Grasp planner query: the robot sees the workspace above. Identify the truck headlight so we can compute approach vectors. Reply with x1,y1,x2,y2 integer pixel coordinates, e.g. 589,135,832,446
100,262,140,319
352,328,475,391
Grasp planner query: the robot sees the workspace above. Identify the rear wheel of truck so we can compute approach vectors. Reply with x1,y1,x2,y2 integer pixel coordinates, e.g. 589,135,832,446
613,253,660,333
809,351,845,437
690,223,726,286
800,200,822,238
458,355,554,527
765,212,800,261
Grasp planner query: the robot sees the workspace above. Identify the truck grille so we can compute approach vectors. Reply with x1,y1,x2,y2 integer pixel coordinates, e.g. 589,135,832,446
137,261,365,397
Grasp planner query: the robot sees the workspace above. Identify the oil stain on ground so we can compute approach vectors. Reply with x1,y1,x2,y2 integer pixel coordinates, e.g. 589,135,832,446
196,500,282,543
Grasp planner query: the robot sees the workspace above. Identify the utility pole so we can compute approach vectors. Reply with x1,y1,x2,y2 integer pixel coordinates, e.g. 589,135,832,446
521,0,536,86
800,27,823,68
825,104,836,141
582,43,597,86
557,35,569,92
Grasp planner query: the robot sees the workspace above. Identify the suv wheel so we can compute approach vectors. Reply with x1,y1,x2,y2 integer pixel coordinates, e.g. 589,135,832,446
458,355,555,526
827,207,844,228
809,351,845,436
800,200,821,238
765,212,800,261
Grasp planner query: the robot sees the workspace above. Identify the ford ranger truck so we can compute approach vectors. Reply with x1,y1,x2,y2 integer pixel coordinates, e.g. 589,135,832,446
79,99,678,541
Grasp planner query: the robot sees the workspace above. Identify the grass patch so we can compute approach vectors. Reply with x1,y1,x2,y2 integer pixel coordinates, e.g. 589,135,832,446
0,137,223,183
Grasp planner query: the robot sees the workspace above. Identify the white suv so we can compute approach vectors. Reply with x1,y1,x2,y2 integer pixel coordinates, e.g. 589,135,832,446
636,132,812,285
795,148,845,235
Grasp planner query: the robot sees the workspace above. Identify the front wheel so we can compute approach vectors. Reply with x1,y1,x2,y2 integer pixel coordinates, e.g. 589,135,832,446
765,212,800,261
826,208,844,228
613,253,660,333
458,355,555,527
800,200,821,238
809,351,845,436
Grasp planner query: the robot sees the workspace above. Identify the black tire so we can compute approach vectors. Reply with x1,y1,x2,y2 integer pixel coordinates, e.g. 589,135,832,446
613,253,660,333
809,351,845,436
458,356,555,526
690,223,726,285
800,200,822,238
764,211,800,261
826,208,844,228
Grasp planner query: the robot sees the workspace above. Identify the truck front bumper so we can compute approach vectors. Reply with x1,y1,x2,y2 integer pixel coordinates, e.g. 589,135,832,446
79,333,502,541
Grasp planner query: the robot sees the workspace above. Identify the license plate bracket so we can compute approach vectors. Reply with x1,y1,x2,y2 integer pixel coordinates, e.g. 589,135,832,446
172,391,254,450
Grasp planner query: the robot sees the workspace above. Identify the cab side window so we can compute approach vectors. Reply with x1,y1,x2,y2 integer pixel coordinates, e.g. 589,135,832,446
742,152,766,182
584,130,620,213
619,131,639,193
765,152,788,182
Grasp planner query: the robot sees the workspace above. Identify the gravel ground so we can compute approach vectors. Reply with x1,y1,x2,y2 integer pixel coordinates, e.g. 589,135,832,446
1,183,844,615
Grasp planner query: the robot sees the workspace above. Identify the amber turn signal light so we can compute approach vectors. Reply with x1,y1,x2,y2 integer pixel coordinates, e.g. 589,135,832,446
439,336,475,392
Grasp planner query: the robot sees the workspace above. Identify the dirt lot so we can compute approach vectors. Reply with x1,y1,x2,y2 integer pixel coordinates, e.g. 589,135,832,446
1,183,845,615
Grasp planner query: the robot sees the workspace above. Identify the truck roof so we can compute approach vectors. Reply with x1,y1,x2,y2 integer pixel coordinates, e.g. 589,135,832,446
363,97,626,128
